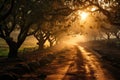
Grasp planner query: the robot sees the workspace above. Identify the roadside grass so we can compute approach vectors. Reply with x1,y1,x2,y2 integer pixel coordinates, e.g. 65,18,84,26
0,36,38,57
0,38,9,56
0,47,38,57
0,48,9,56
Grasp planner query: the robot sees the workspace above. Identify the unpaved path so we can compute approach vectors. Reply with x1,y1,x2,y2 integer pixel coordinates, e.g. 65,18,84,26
40,45,115,80
77,46,115,80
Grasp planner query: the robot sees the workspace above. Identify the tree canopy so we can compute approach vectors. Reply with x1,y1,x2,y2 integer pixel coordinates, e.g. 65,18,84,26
0,0,120,58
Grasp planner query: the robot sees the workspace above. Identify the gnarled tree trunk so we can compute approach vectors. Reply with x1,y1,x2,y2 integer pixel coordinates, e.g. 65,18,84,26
8,45,18,58
5,38,19,58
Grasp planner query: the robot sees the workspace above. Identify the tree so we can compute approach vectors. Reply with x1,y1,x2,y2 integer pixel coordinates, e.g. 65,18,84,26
0,0,73,58
69,0,120,40
111,26,120,39
1,0,120,58
33,16,71,49
88,0,120,26
0,0,48,58
34,28,50,50
33,0,73,49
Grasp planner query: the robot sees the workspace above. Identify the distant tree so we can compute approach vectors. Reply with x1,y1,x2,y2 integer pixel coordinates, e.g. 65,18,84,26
111,26,120,39
34,16,71,49
33,0,73,49
34,28,50,50
48,35,56,47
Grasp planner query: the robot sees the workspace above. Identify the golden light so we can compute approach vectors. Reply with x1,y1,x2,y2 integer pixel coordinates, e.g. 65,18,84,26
61,34,86,47
80,12,89,20
91,7,97,11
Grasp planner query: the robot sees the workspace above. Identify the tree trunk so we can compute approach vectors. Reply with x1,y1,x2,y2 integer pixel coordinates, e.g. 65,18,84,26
114,33,120,40
107,34,110,40
37,42,44,50
6,39,19,58
50,42,53,47
8,46,18,58
49,40,54,47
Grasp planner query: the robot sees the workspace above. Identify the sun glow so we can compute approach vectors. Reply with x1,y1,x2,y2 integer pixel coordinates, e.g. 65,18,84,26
61,35,86,47
91,7,97,11
80,12,89,20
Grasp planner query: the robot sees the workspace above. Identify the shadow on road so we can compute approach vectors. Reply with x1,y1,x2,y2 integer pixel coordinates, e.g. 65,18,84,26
62,47,96,80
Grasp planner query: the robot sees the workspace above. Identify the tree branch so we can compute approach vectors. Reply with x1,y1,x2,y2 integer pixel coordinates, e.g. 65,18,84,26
0,0,14,22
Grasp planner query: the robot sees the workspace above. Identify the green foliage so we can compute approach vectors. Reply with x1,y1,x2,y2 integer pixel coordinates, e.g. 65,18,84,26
0,48,9,56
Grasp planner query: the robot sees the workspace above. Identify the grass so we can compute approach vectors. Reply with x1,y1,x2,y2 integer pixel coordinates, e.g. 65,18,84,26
0,36,38,57
0,38,9,56
0,48,9,56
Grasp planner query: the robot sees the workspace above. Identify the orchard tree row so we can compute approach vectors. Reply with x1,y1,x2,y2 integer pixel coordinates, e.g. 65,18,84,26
0,0,120,58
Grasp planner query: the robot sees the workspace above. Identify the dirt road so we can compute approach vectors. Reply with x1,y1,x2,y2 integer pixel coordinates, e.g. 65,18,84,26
0,44,118,80
77,46,114,80
40,45,115,80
